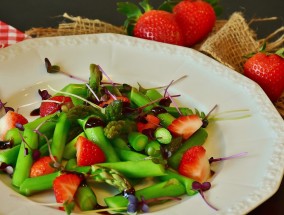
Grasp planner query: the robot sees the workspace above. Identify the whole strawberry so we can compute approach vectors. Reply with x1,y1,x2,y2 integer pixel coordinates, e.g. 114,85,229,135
243,51,284,102
117,0,184,46
173,0,216,47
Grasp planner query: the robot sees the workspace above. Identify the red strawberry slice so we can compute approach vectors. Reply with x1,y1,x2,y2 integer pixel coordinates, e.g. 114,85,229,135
167,115,202,140
137,114,160,132
30,156,56,178
0,110,28,141
53,173,83,206
39,95,73,117
76,136,106,166
178,146,211,183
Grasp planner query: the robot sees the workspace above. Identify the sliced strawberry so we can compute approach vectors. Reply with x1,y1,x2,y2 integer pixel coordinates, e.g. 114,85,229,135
39,95,73,117
76,136,106,166
167,115,202,140
137,114,160,132
178,146,211,183
53,173,83,206
30,156,56,178
0,110,28,141
99,96,130,108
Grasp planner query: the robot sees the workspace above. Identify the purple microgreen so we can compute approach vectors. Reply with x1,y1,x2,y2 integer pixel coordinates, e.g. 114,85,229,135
47,85,103,111
126,194,138,214
163,79,174,97
0,140,14,149
15,123,25,131
139,196,149,213
44,58,87,82
38,89,51,100
98,65,115,86
32,149,41,161
165,92,182,116
138,75,187,93
209,152,248,164
0,99,14,113
204,104,218,121
192,181,218,211
85,83,100,102
104,88,118,100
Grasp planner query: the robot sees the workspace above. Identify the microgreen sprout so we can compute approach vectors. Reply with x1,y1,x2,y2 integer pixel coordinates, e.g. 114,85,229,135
85,83,100,102
192,181,218,211
47,85,104,112
209,152,248,164
38,89,52,100
33,118,62,168
98,65,115,86
44,58,87,82
137,75,187,93
0,99,14,113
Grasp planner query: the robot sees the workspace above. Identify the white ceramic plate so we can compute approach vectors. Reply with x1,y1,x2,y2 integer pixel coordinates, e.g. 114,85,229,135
0,34,283,215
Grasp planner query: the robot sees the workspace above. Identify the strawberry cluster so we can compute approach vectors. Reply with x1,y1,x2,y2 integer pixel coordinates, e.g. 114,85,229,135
118,0,216,47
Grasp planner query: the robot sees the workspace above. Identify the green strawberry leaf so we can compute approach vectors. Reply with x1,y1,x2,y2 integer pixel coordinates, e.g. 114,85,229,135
139,0,153,12
275,48,284,58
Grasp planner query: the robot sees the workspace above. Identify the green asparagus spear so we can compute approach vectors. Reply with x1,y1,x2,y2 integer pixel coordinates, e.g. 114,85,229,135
104,178,186,210
63,132,86,160
19,171,60,196
158,169,197,196
97,160,165,178
128,131,148,151
12,128,38,187
75,183,98,211
0,145,20,166
81,117,119,162
51,112,71,163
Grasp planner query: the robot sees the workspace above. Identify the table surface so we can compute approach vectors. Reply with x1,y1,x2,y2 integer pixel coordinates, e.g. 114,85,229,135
0,1,283,214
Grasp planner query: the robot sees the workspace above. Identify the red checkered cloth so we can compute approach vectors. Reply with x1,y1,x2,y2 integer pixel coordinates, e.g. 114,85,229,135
0,21,29,48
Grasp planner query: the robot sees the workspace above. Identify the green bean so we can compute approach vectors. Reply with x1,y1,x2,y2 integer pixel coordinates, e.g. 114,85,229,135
12,128,38,187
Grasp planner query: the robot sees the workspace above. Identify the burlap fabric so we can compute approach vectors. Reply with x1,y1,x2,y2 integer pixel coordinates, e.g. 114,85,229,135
25,12,284,117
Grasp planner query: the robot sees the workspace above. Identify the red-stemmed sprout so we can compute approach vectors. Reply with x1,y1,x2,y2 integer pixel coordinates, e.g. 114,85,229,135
44,58,87,83
209,152,248,164
192,181,218,211
0,99,14,113
33,118,62,169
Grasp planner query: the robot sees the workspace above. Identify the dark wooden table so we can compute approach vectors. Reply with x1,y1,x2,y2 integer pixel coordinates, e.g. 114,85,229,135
0,1,283,214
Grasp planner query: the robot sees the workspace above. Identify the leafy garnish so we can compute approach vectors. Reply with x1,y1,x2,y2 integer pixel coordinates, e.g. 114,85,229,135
192,181,218,211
